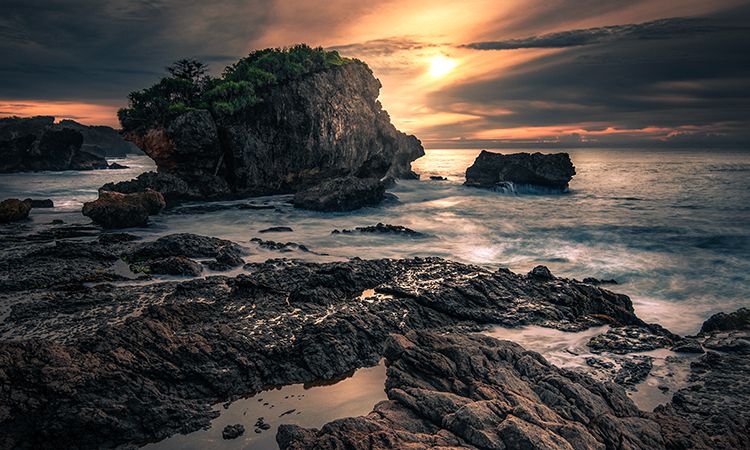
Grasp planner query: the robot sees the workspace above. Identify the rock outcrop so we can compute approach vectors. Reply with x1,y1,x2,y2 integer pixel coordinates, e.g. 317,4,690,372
52,119,141,157
114,61,423,202
292,177,386,211
0,116,110,173
82,190,165,229
465,151,576,192
0,199,31,223
278,331,667,449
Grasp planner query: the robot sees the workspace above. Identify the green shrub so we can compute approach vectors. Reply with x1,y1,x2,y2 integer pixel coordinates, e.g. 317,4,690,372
119,45,350,132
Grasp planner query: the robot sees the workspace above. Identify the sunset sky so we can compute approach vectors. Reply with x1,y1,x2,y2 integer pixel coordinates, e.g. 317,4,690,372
1,0,748,148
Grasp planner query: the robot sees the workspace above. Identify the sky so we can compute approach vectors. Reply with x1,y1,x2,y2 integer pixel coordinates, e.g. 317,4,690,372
1,0,749,148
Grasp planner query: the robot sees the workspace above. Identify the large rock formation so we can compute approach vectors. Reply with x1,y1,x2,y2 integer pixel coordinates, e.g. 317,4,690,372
0,116,109,172
292,177,386,211
53,119,142,157
116,61,423,202
465,151,576,192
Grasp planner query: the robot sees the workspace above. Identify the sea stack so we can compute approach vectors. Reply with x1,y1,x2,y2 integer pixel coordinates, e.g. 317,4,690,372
465,151,576,192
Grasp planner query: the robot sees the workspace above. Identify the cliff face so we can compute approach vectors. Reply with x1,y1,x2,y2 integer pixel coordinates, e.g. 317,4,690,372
0,116,109,173
125,61,424,199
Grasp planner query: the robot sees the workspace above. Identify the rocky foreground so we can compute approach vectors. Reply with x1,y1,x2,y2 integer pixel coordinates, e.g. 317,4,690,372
0,226,747,449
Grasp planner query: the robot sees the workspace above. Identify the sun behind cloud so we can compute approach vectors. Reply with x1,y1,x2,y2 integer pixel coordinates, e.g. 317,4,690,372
428,55,457,78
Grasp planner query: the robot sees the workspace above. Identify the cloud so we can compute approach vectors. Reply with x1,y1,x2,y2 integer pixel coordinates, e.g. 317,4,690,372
463,17,748,50
0,0,274,102
328,37,438,58
422,5,750,147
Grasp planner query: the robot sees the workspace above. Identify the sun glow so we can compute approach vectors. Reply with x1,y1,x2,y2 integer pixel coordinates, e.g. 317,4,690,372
428,55,457,78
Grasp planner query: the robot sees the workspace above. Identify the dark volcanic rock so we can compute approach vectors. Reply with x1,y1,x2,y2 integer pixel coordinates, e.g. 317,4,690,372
22,198,54,208
101,171,200,206
222,424,245,440
107,162,129,170
429,175,447,180
582,276,618,285
278,331,667,449
652,309,750,449
465,150,576,192
0,254,652,448
293,177,385,212
700,307,750,333
118,61,423,203
133,256,203,276
0,199,31,223
588,325,677,354
82,190,165,229
670,338,704,353
332,222,425,237
127,233,244,263
250,238,312,253
205,245,245,271
0,116,110,172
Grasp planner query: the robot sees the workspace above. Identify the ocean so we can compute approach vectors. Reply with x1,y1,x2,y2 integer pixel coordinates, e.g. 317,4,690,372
1,148,748,335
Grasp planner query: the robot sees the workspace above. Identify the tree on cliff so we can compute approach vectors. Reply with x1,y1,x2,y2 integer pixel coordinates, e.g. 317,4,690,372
118,45,348,133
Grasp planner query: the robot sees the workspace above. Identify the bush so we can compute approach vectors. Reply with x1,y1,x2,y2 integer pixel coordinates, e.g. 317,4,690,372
119,45,349,132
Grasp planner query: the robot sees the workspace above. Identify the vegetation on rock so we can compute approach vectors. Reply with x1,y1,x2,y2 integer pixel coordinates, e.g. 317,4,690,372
118,45,349,132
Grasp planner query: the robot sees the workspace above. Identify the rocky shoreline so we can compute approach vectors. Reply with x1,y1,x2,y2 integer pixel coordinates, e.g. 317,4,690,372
1,220,747,449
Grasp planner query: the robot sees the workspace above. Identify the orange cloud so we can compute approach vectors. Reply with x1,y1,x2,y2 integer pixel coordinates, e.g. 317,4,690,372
0,101,120,127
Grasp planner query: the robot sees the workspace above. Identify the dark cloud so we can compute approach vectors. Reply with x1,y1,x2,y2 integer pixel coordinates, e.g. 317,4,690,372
464,17,748,50
426,6,750,147
0,0,274,102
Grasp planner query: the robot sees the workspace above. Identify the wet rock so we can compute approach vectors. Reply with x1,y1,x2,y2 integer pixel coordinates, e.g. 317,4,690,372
22,198,54,208
0,256,652,448
652,309,750,449
582,276,618,285
588,325,676,354
0,116,110,172
127,233,244,262
101,171,198,206
259,226,294,233
700,307,750,333
98,233,140,245
250,238,311,253
82,190,165,229
331,223,425,237
671,339,705,353
293,177,386,212
0,198,31,223
133,256,203,277
205,245,245,271
278,331,666,449
222,424,245,440
255,417,271,432
613,355,654,389
108,162,129,170
465,150,576,192
526,265,555,281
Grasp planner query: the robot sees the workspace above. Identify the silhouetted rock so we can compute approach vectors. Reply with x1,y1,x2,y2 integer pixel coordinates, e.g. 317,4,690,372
222,424,245,440
583,276,619,285
82,190,165,229
527,265,555,280
429,175,447,180
101,171,226,206
465,151,576,192
332,223,425,237
54,119,142,157
22,198,54,208
293,177,385,211
0,198,31,223
117,62,423,203
259,226,294,233
0,116,110,172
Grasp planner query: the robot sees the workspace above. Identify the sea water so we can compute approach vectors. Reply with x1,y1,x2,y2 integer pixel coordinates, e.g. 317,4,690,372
1,148,749,335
